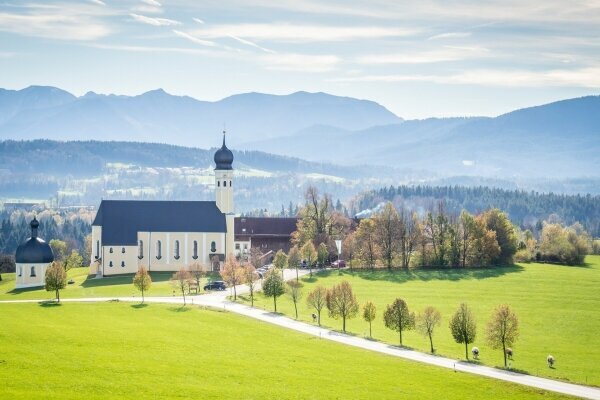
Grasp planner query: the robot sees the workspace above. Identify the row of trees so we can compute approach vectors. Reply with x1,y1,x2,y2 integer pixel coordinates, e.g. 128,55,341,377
515,222,592,265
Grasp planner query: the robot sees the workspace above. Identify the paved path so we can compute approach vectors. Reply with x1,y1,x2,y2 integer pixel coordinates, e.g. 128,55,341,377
2,268,599,400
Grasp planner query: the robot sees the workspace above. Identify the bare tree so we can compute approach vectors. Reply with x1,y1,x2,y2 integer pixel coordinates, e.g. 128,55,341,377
383,298,415,346
486,304,519,367
355,219,379,270
306,285,327,326
171,268,192,306
326,281,359,332
417,306,442,353
221,256,245,301
286,280,303,319
243,264,259,306
362,301,377,338
189,262,205,294
45,261,67,302
399,208,419,268
342,233,357,272
133,265,152,303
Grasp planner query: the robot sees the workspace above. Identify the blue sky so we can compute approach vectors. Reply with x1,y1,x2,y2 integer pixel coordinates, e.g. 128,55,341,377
0,0,599,118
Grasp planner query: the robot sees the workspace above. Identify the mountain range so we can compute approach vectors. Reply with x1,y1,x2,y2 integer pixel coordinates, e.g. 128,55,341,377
0,86,598,179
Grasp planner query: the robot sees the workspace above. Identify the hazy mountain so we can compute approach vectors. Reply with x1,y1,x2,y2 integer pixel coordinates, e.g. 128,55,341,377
244,96,600,179
0,86,402,145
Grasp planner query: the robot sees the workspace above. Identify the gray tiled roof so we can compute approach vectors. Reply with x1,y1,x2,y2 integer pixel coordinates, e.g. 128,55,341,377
93,200,226,245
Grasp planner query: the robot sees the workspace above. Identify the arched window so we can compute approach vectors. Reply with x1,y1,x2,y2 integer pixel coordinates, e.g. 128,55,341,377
174,240,180,260
109,247,113,253
18,266,22,277
109,261,113,267
217,181,220,187
156,240,162,260
138,240,144,259
95,240,100,259
121,247,125,254
121,261,125,268
30,266,36,277
229,180,232,187
223,180,227,187
192,241,198,259
210,241,217,253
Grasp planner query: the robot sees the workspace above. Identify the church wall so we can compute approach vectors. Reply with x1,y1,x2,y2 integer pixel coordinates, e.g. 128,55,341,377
15,262,49,288
89,225,102,275
102,245,138,276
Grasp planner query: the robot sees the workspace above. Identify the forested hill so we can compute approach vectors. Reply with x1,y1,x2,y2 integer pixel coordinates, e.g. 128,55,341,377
0,139,366,177
353,185,600,236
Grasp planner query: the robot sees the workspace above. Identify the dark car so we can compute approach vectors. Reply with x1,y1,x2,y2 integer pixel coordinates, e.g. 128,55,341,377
203,281,227,291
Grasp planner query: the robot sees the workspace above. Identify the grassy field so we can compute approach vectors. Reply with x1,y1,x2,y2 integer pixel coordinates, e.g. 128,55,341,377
0,267,220,301
240,256,600,386
0,302,572,399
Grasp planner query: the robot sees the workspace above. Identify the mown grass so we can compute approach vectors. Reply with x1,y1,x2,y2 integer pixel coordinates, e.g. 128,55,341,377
0,302,572,399
0,268,220,300
240,256,600,386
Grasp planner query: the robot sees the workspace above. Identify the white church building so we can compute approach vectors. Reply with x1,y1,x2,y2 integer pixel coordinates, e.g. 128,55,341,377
90,135,237,276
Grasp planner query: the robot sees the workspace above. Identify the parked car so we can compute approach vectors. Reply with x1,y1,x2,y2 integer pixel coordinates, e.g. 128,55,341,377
332,260,346,268
203,281,227,291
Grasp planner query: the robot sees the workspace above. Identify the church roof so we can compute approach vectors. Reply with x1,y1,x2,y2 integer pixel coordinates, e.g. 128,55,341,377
15,217,54,264
214,132,234,170
93,200,227,245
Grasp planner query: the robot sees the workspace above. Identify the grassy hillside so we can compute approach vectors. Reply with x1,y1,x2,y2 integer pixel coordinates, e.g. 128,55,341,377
0,302,570,399
242,256,600,386
0,268,218,300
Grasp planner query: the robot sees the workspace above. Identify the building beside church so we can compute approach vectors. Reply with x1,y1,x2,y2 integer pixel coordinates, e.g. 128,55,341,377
90,134,298,276
15,217,55,288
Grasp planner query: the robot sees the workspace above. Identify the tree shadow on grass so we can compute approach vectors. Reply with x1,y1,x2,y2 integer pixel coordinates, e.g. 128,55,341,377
131,303,149,309
306,265,525,285
38,300,61,307
6,286,44,296
168,306,191,312
81,271,173,288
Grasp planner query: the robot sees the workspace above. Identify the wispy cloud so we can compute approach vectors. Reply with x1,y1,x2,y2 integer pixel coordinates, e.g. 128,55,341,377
89,0,106,5
357,46,490,64
141,0,161,6
190,23,418,43
0,7,112,40
330,67,600,88
130,13,180,26
428,32,471,40
193,17,205,24
261,53,339,72
172,30,217,47
228,35,275,53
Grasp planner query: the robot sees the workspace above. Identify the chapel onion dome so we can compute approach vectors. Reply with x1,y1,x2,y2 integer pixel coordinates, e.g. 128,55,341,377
214,132,234,170
15,217,54,264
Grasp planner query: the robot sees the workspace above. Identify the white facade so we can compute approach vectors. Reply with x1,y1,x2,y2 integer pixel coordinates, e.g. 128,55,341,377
15,262,50,289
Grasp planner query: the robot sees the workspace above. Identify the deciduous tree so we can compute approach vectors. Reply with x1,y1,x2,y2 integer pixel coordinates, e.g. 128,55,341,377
326,281,359,332
64,249,83,271
362,301,376,338
306,285,327,326
243,264,258,306
49,239,68,263
133,265,152,303
374,202,401,269
45,261,67,302
449,302,477,360
263,269,285,312
273,249,288,271
417,306,441,353
383,298,415,346
221,256,245,301
355,218,378,270
286,280,303,319
486,304,519,367
189,262,205,293
287,246,301,281
317,242,328,267
171,268,191,306
301,241,317,277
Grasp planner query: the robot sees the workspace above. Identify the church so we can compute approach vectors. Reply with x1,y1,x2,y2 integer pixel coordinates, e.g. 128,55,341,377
89,135,296,277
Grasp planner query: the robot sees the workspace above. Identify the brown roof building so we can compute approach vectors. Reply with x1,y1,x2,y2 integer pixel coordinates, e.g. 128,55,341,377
234,217,298,258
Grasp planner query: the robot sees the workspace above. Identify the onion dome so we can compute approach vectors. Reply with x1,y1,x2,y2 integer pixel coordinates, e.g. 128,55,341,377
15,217,54,264
214,131,233,170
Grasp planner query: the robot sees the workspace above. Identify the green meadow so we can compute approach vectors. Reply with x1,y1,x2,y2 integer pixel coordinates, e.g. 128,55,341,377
0,302,572,399
0,268,219,301
242,256,600,386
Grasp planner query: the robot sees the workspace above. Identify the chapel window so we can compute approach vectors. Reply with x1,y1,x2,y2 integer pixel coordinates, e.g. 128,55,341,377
30,266,36,277
138,240,144,259
174,240,180,260
211,241,216,252
156,240,162,260
192,241,198,259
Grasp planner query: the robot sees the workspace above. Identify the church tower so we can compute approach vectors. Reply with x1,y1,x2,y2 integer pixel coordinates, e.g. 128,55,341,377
214,131,234,214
